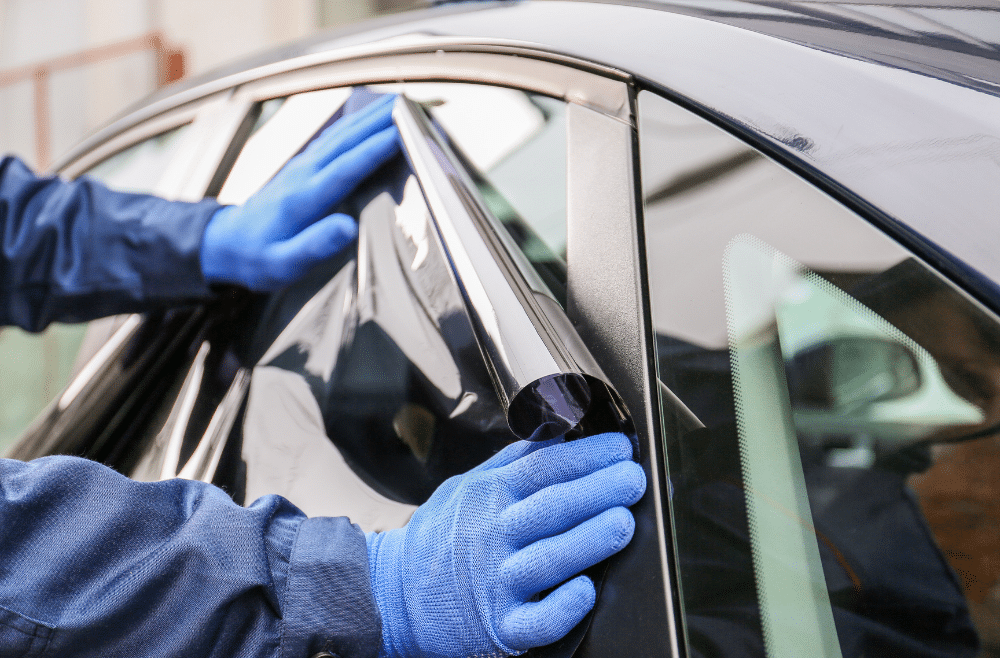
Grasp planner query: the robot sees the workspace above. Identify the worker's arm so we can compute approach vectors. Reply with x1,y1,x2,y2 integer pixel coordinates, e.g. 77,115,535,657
0,433,643,658
0,155,220,331
0,455,380,658
0,94,398,332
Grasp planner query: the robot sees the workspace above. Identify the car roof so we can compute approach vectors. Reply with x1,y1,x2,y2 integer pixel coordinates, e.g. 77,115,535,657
131,0,999,110
68,0,1000,311
656,0,1000,91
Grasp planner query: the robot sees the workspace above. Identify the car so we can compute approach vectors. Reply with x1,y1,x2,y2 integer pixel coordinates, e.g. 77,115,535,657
7,1,1000,656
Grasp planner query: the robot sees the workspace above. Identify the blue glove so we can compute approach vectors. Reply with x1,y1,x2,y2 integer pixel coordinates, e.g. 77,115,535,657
366,432,646,658
201,93,400,291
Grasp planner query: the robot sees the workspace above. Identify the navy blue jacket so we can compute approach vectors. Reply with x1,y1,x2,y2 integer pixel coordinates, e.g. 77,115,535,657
0,156,220,332
0,156,380,658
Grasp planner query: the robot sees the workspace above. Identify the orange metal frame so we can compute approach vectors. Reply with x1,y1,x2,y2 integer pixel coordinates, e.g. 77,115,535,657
0,31,184,170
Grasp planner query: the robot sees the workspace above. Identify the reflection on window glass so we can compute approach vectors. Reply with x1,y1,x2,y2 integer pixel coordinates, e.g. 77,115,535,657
374,82,568,304
249,97,286,138
84,123,190,193
1,125,194,457
115,89,516,532
216,88,351,205
640,90,998,658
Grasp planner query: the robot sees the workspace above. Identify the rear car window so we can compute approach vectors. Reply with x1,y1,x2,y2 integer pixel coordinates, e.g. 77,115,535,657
115,86,570,531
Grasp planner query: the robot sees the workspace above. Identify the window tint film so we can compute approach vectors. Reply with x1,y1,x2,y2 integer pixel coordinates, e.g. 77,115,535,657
103,89,518,532
375,83,568,305
0,124,193,456
639,90,998,658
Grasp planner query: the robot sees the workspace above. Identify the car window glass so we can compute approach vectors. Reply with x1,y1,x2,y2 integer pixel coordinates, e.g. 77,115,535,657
82,123,191,193
112,89,518,532
248,96,286,138
639,89,1000,658
0,124,194,457
215,88,351,205
374,82,568,304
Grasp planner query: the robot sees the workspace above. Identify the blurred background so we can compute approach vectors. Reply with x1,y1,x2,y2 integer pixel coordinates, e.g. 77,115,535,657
0,0,422,171
0,0,421,451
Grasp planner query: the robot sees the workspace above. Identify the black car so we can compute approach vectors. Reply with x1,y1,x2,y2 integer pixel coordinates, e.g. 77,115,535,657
9,2,1000,656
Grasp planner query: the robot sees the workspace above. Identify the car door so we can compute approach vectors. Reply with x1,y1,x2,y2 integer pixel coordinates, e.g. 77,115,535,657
637,88,1000,658
7,48,678,658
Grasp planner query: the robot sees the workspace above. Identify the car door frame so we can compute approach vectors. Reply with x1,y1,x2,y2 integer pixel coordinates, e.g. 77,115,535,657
215,47,680,658
22,41,683,658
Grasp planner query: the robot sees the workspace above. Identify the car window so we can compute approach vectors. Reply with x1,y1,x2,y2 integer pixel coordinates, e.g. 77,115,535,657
215,90,346,205
0,124,193,456
639,90,1000,658
113,87,563,532
82,123,192,194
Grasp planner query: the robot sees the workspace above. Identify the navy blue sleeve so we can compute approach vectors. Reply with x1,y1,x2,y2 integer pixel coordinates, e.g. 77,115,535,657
0,456,381,658
0,156,221,332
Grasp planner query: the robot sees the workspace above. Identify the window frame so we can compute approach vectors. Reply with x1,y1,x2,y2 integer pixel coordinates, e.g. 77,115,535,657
59,90,251,202
16,45,681,658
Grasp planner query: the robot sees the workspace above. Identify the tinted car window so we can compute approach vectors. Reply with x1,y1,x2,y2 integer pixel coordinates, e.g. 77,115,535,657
111,87,572,532
639,90,1000,658
0,124,193,456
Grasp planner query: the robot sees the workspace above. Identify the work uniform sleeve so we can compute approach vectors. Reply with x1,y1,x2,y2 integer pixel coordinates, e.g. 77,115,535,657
0,456,381,658
0,156,220,332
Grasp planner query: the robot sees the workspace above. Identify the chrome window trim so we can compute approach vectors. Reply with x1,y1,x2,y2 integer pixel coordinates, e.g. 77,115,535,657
234,48,630,124
58,90,252,203
250,35,631,89
58,107,199,181
59,91,221,180
56,36,633,169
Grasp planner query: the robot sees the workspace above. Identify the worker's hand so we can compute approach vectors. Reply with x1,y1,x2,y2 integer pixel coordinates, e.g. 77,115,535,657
200,94,399,291
366,432,646,658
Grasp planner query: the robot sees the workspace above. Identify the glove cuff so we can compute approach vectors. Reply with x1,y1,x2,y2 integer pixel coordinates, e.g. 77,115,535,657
366,530,411,658
200,204,240,286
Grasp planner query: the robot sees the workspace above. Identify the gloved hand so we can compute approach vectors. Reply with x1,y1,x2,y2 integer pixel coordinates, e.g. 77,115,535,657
366,432,646,658
200,93,399,291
